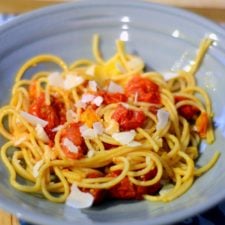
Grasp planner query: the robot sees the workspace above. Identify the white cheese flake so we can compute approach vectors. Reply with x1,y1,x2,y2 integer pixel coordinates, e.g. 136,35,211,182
14,135,27,146
156,109,170,131
93,122,104,135
63,138,79,153
108,81,124,93
75,101,86,109
81,93,95,103
20,111,48,127
92,96,103,107
66,184,94,209
159,184,175,196
64,75,84,90
86,65,96,76
112,130,136,145
35,124,50,143
32,159,44,178
161,72,178,81
48,72,64,88
87,149,95,158
127,141,142,147
66,109,77,122
88,80,98,92
127,57,144,70
79,125,97,139
104,120,119,135
52,125,64,132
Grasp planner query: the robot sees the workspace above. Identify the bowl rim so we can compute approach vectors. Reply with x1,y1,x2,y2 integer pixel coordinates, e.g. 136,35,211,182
1,1,225,225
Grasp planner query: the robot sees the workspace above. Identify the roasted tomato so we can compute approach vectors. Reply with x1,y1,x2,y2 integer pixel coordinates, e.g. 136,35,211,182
29,93,66,141
108,168,161,200
112,104,146,131
195,112,208,138
98,91,127,105
60,122,86,159
80,172,106,205
125,76,160,104
175,96,200,121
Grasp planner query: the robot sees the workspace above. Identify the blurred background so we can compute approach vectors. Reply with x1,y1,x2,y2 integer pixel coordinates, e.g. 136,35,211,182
0,0,225,22
0,1,225,225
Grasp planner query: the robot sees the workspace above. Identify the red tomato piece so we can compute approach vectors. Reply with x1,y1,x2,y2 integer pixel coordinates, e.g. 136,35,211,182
28,81,38,100
98,91,127,105
125,76,161,104
108,169,161,200
175,96,200,121
195,112,208,138
80,172,106,205
29,93,66,141
61,122,86,159
112,104,146,131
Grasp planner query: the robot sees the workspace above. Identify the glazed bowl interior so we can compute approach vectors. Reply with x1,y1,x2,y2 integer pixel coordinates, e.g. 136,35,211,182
0,1,225,225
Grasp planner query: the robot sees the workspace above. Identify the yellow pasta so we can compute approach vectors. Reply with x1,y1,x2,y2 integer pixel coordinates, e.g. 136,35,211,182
0,35,219,206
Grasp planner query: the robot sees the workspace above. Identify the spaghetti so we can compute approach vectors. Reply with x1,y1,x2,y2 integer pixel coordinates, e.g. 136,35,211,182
0,35,220,207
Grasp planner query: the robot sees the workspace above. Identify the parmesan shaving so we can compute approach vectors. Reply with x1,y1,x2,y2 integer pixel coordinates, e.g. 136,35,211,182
52,125,64,132
108,81,124,93
86,65,96,76
87,149,95,158
14,136,27,146
127,141,141,147
92,96,103,107
20,111,48,127
81,94,95,103
66,109,77,122
79,125,97,139
93,122,104,135
159,184,175,196
161,72,178,81
32,159,44,178
156,109,170,131
64,74,84,90
66,184,94,209
35,124,50,143
112,130,136,145
63,138,79,153
48,72,64,88
127,57,144,70
88,80,98,92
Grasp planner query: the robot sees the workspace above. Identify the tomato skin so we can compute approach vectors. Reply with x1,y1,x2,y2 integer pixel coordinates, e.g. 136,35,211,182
99,91,127,105
196,112,208,138
80,172,106,205
28,93,66,141
112,104,146,131
125,76,160,104
61,122,86,159
108,169,161,200
175,96,200,121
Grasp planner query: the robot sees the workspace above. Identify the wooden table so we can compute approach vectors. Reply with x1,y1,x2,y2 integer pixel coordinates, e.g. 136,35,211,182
0,1,225,225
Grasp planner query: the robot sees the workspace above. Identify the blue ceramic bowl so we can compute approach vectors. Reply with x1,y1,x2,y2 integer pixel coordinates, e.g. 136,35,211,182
0,1,225,225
